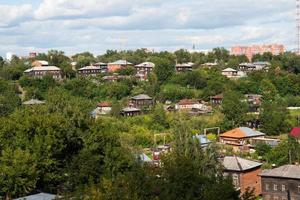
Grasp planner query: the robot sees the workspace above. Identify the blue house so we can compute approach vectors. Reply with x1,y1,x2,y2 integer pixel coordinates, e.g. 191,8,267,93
193,134,212,148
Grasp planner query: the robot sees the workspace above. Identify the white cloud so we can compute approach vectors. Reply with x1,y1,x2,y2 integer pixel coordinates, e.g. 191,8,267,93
0,4,32,27
0,0,296,56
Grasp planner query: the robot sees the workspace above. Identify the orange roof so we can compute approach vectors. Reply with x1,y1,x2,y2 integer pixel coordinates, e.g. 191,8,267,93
97,102,111,107
220,128,246,138
220,127,265,139
178,99,199,106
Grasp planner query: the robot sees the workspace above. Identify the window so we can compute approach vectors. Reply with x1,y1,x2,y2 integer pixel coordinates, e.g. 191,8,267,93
274,184,278,191
232,174,239,188
266,183,269,191
282,184,286,192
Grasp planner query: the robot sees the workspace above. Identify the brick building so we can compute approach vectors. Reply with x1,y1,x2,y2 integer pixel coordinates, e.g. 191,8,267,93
231,44,285,61
222,156,262,196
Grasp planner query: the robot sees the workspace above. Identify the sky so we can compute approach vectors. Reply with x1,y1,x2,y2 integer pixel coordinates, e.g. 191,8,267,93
0,0,296,56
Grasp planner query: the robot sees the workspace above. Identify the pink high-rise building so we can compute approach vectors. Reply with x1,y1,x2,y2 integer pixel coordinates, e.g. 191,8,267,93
230,44,285,61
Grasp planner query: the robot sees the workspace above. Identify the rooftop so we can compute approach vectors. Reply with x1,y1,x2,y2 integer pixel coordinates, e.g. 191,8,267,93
290,127,300,138
131,94,152,100
24,66,61,73
23,99,45,105
193,135,212,147
14,193,57,200
222,68,237,72
220,127,266,139
223,156,262,171
178,99,199,105
260,165,300,180
122,107,141,112
33,60,49,66
78,66,101,70
176,63,193,67
97,101,111,107
135,62,155,68
109,60,132,65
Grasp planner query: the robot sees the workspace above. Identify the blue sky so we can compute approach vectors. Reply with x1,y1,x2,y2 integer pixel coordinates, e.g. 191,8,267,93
0,0,295,56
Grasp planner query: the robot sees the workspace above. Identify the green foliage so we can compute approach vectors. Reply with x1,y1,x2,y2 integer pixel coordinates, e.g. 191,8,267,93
151,104,169,131
240,187,256,200
0,148,38,199
260,98,288,135
222,91,248,128
152,57,175,84
0,78,21,116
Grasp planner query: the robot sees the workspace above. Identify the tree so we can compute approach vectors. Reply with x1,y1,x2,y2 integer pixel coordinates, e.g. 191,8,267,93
260,98,288,135
174,49,191,64
259,79,278,102
152,57,175,84
0,148,38,200
222,91,248,128
151,104,169,131
240,187,256,200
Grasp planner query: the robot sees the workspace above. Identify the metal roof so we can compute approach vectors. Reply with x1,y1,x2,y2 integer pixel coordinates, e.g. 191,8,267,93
260,165,300,180
220,127,265,139
223,156,262,172
131,94,152,100
24,66,61,73
176,63,193,67
122,107,141,112
135,62,155,68
78,66,101,71
23,99,45,105
109,60,132,65
193,135,212,147
222,68,237,72
14,193,57,200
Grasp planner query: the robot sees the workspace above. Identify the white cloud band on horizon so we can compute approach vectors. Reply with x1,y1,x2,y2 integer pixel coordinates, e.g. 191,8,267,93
0,0,295,56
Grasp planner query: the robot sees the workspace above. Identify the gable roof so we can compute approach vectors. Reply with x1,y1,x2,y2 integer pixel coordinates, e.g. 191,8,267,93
78,66,101,71
32,60,49,66
260,165,300,180
222,68,237,72
220,127,265,139
131,94,152,100
24,66,61,73
135,62,155,68
93,62,107,66
223,156,262,171
23,99,45,105
211,93,223,99
14,193,57,200
176,63,193,67
122,107,141,112
290,127,300,138
97,102,111,107
109,60,132,65
193,135,212,147
178,99,199,105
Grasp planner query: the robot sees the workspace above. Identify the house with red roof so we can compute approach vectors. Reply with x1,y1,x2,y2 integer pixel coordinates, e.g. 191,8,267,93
219,127,266,152
91,102,112,118
210,93,223,105
290,127,300,138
